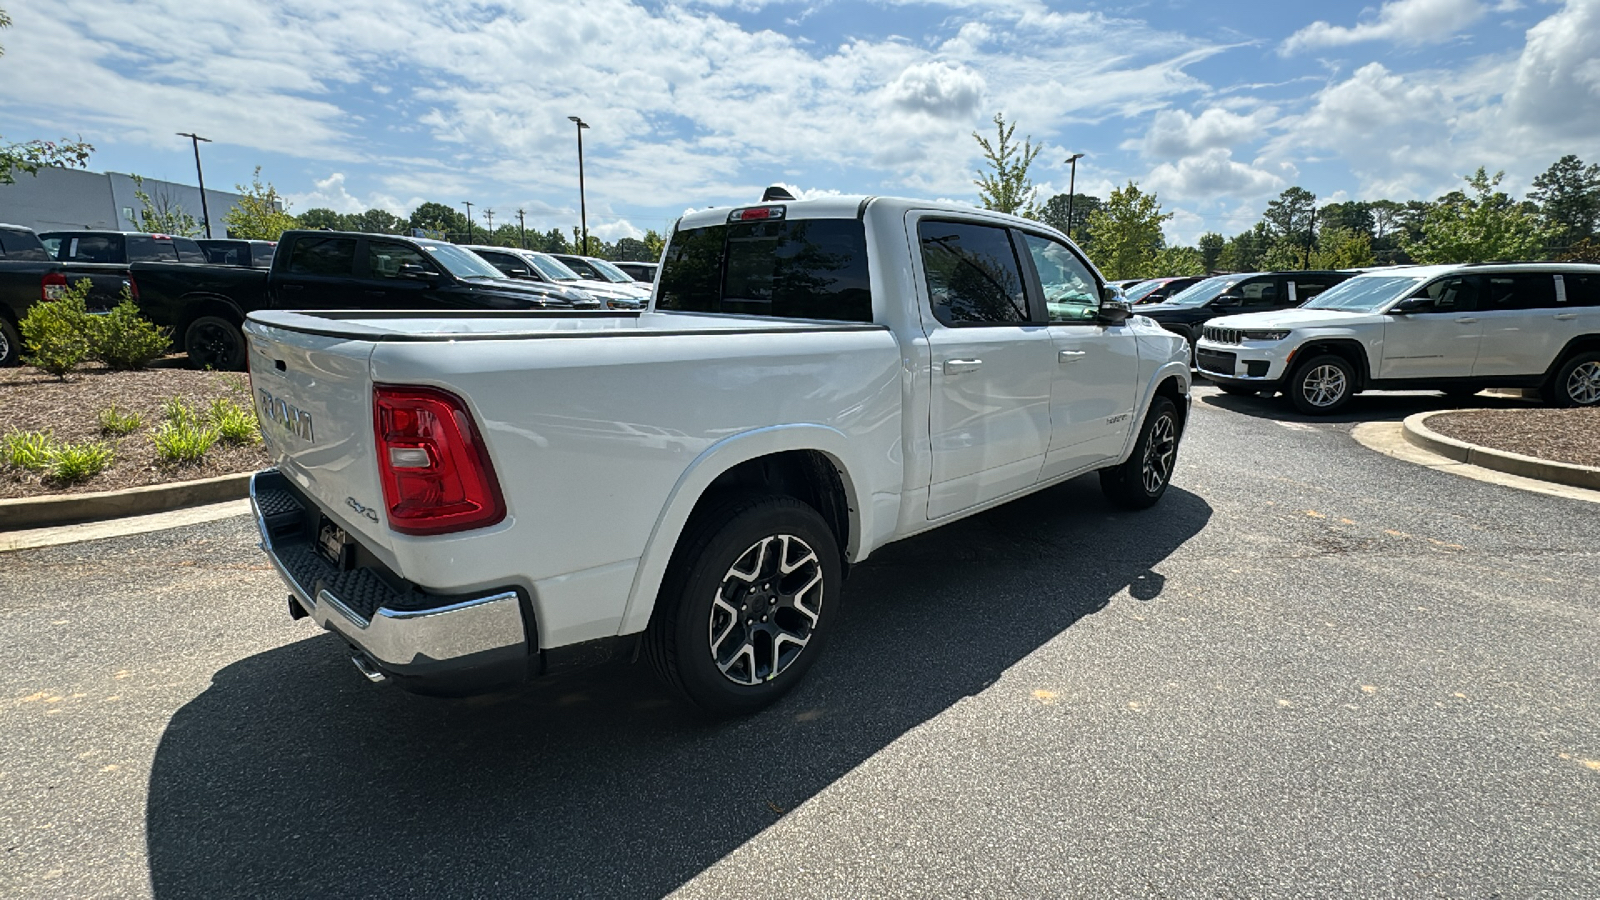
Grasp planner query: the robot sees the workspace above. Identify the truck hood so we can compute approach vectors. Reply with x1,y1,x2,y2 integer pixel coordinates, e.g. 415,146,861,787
1205,308,1385,329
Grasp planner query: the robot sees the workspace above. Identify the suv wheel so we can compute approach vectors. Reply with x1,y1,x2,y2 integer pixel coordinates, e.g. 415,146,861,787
0,317,19,367
1289,354,1354,415
1545,351,1600,408
1099,395,1181,509
645,494,841,717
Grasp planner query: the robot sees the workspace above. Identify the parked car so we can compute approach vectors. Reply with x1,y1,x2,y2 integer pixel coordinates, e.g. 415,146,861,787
39,230,208,264
470,246,644,309
459,246,604,309
40,229,611,370
198,238,276,268
1124,276,1205,306
1106,278,1145,291
550,253,652,303
243,194,1190,714
0,224,130,366
613,261,659,283
1195,263,1600,413
1138,270,1354,360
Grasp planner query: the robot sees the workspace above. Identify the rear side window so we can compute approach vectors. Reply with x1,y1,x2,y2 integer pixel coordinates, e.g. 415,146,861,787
127,236,176,261
174,238,207,263
1559,273,1600,307
252,243,276,268
287,237,358,276
0,230,49,261
658,218,873,322
65,235,122,263
918,220,1027,325
1483,274,1558,310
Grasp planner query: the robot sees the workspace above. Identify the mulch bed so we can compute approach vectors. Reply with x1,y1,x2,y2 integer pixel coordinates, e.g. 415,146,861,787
0,361,270,500
1426,407,1600,469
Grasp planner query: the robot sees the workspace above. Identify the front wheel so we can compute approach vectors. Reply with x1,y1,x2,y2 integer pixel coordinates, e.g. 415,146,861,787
1288,353,1355,415
645,494,841,717
1100,395,1181,510
184,315,246,371
0,317,19,367
1543,351,1600,407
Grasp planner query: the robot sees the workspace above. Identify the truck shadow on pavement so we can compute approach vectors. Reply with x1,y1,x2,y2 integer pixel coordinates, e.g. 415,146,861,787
1196,384,1539,425
145,477,1211,900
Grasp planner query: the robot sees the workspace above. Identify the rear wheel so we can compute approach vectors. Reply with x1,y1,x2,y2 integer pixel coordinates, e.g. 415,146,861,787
184,315,245,371
645,494,841,717
1288,353,1355,415
1544,351,1600,407
0,317,19,367
1099,395,1181,510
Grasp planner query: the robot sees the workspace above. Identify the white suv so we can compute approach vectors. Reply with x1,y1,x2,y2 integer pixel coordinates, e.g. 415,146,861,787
1194,263,1600,414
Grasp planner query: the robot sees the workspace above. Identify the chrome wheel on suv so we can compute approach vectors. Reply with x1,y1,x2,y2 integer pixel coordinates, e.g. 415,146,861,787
1562,358,1600,406
708,534,823,686
1289,354,1355,415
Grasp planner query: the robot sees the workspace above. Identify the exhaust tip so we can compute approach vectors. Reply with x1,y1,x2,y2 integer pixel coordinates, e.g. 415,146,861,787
349,652,389,684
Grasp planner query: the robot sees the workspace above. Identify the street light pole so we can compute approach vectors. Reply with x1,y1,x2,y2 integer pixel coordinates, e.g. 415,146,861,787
176,132,213,238
568,116,590,254
462,201,474,243
1064,152,1084,241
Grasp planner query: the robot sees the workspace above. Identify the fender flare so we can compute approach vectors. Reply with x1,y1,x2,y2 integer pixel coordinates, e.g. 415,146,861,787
1114,360,1191,462
615,423,870,636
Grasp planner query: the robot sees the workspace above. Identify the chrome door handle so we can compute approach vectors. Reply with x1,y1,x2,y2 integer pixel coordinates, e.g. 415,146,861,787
1059,350,1087,363
943,359,983,374
1455,317,1478,324
1555,313,1578,320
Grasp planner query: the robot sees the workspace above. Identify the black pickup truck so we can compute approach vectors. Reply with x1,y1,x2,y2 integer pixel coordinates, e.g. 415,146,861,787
38,229,599,370
0,224,131,366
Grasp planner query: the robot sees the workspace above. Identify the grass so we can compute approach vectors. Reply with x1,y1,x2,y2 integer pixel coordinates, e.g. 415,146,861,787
151,419,219,466
48,441,114,484
210,396,261,445
97,404,143,436
1,430,55,471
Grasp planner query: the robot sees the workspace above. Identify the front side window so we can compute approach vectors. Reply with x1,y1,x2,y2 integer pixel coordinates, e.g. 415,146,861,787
1410,276,1479,313
919,220,1027,325
658,218,872,322
1020,233,1099,323
368,241,434,279
287,236,357,277
1230,278,1280,308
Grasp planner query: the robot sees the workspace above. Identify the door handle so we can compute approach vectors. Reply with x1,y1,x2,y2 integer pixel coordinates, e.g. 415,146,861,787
1554,313,1577,320
943,359,983,375
1059,349,1087,363
279,283,303,291
1455,317,1478,324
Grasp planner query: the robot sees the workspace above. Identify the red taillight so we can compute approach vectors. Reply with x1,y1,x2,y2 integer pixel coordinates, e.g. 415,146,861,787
125,277,138,301
42,272,67,301
373,385,505,536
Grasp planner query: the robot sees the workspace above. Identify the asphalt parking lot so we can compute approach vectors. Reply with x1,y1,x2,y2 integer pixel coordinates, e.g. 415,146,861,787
3,385,1597,898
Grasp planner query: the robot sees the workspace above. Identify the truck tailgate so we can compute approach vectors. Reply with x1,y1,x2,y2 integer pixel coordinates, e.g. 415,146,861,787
244,319,396,562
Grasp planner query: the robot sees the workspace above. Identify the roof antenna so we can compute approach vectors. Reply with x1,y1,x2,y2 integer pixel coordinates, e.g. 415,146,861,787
762,185,796,202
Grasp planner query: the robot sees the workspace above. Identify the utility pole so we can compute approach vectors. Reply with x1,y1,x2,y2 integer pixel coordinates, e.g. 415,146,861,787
176,132,213,237
484,208,495,237
516,208,527,249
568,116,590,254
462,201,474,243
1063,152,1084,241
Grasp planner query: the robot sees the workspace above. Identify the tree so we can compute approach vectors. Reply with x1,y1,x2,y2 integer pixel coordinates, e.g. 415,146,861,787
1084,181,1172,280
350,208,403,235
1529,155,1600,255
408,202,468,240
1037,192,1101,248
1403,168,1549,264
1310,227,1375,269
297,208,347,231
642,229,665,260
1262,186,1318,269
130,175,201,237
972,113,1041,217
1317,201,1374,237
613,237,653,261
223,166,297,241
1150,246,1205,277
535,228,571,254
0,11,93,184
1218,223,1272,272
1197,232,1225,272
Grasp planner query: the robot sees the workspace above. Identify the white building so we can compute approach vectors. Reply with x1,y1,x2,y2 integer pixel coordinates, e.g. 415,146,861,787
0,165,256,236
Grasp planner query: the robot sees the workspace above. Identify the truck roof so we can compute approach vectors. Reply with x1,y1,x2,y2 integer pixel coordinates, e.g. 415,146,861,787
675,195,1062,237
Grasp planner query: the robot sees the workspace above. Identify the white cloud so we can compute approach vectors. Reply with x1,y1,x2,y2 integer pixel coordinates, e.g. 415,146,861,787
1283,0,1486,53
885,62,987,119
1502,0,1600,139
1145,149,1286,203
1137,106,1279,160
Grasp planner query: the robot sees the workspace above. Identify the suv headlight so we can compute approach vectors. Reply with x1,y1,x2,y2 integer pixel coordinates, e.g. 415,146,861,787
1240,329,1290,341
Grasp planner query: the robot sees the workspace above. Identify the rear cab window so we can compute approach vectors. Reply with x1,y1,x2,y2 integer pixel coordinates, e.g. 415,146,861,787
0,230,50,261
174,237,207,262
658,215,873,322
917,220,1029,325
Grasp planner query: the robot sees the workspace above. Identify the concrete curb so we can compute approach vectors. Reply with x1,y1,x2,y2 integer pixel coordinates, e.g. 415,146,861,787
0,472,253,531
1402,411,1600,492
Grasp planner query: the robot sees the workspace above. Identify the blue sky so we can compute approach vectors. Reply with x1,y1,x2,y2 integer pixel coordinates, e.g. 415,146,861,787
1,0,1596,245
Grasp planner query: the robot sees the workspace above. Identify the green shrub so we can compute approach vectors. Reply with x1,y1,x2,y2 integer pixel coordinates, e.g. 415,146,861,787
152,419,218,465
97,403,142,436
87,290,171,370
19,280,92,378
210,396,260,445
162,396,199,427
47,441,114,484
1,430,55,471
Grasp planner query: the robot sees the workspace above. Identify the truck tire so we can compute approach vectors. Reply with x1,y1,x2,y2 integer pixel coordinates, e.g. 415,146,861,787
185,315,246,371
1288,353,1355,415
1542,351,1600,408
1099,395,1181,510
645,494,841,717
0,317,19,367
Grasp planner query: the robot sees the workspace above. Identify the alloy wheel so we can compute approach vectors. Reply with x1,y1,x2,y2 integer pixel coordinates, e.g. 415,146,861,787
1141,413,1177,494
1300,364,1348,408
1566,361,1600,405
190,321,238,369
708,534,823,686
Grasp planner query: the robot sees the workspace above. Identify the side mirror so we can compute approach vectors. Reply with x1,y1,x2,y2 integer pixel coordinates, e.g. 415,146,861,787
397,263,434,280
1213,292,1244,306
1097,295,1131,325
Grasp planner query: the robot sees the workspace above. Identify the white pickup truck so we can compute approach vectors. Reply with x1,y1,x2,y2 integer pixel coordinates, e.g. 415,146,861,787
244,196,1191,715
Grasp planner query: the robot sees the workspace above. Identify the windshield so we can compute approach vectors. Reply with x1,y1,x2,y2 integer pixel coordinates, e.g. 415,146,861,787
588,258,636,283
1303,274,1425,312
528,253,581,281
1122,279,1167,303
1160,274,1242,307
420,243,507,279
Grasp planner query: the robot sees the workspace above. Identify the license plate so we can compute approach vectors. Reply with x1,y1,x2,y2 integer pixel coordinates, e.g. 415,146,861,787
317,518,352,569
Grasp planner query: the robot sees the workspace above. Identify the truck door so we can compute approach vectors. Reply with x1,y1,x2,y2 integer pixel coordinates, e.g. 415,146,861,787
1015,232,1140,478
913,217,1054,520
361,239,449,308
275,235,361,308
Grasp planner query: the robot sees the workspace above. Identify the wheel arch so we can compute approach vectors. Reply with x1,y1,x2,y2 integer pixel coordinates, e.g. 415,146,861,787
617,425,868,637
1289,338,1370,388
174,295,246,350
1542,334,1600,381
